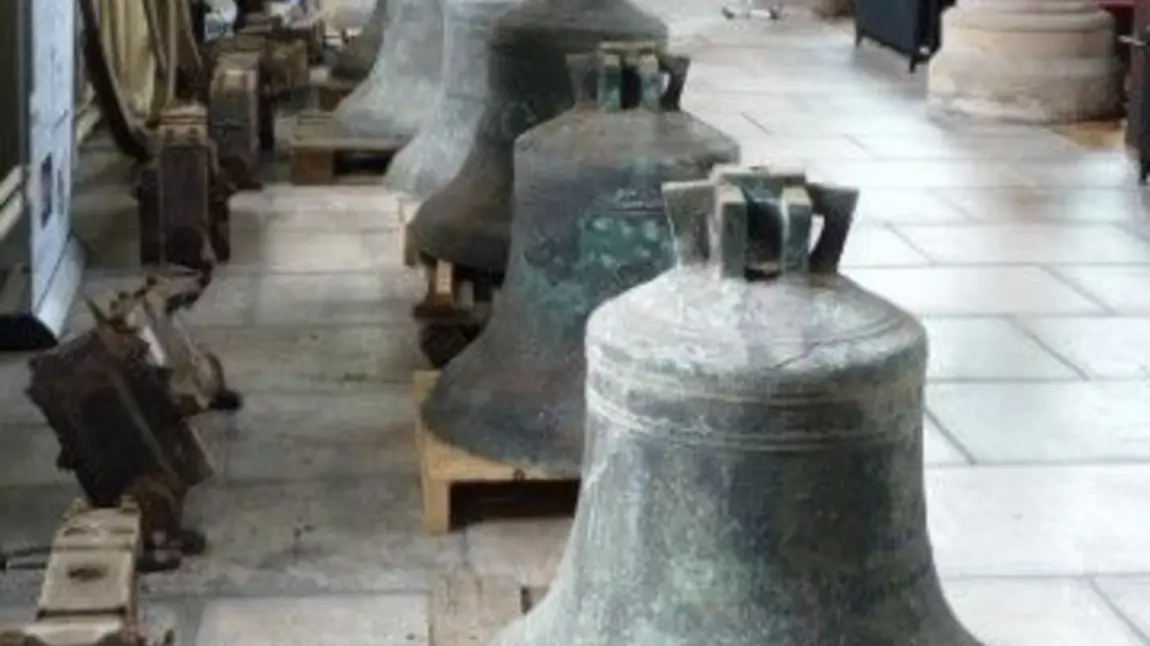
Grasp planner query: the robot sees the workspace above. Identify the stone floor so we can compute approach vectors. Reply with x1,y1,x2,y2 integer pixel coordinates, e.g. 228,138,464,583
4,10,1150,646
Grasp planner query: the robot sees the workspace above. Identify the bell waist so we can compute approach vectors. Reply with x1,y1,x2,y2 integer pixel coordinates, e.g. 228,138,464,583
585,365,923,451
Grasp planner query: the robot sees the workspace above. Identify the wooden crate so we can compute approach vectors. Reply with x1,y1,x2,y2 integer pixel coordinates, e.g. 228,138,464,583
430,574,548,646
413,371,574,535
288,110,404,185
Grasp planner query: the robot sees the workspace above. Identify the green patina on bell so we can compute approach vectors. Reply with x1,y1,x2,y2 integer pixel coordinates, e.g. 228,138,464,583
421,41,739,475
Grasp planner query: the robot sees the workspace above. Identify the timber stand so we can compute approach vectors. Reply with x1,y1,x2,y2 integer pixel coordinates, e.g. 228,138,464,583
0,501,164,646
135,103,234,272
288,110,406,185
413,372,577,535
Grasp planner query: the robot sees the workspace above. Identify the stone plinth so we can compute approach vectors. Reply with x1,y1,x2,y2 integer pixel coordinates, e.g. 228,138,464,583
927,0,1121,124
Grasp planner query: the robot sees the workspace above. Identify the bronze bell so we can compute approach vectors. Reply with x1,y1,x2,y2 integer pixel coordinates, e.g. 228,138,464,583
383,0,524,200
489,164,986,646
334,0,443,141
420,41,739,475
405,0,668,278
330,0,390,83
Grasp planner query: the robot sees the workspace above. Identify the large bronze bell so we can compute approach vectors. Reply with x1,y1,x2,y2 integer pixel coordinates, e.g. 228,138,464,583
421,41,739,475
334,0,443,140
330,0,390,83
406,0,668,277
489,165,986,646
383,0,523,200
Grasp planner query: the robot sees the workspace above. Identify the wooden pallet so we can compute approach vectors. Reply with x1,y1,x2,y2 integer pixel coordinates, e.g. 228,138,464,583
288,110,404,185
429,574,548,646
414,371,575,535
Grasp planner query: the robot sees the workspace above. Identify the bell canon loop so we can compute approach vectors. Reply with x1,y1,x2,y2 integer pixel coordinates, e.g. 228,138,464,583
489,164,987,646
383,0,524,200
406,0,669,276
420,41,739,475
334,0,444,141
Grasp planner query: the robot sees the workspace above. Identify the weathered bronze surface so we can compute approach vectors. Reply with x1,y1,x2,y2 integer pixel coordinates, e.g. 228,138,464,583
406,0,668,275
490,165,986,646
136,103,233,272
334,0,444,141
383,0,524,200
0,502,148,646
422,42,738,474
332,0,390,82
209,51,263,189
24,275,240,572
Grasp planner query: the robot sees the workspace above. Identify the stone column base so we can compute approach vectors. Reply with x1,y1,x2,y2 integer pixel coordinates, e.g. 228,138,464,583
927,0,1121,124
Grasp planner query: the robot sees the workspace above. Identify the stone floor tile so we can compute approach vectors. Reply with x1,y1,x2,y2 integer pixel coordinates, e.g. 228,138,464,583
1052,267,1150,315
852,132,1083,161
0,352,42,426
854,188,972,224
923,417,968,466
231,184,402,217
251,271,422,326
194,594,427,646
217,388,417,483
192,324,427,392
838,225,930,267
922,317,1080,381
845,267,1104,315
1021,317,1150,379
254,230,403,274
936,187,1150,225
0,424,75,488
1094,577,1150,639
464,519,572,588
77,219,267,275
927,382,1150,464
927,465,1150,576
1014,155,1143,189
745,112,949,137
942,578,1146,646
895,224,1150,265
809,160,1032,189
63,273,258,332
139,478,465,598
737,134,876,164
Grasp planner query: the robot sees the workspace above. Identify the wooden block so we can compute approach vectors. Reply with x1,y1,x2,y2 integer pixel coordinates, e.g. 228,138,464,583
429,575,525,646
288,111,403,184
413,371,569,535
290,148,335,185
399,199,421,268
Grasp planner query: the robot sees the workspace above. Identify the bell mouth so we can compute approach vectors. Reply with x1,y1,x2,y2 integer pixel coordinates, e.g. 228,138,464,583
421,337,585,476
408,210,510,274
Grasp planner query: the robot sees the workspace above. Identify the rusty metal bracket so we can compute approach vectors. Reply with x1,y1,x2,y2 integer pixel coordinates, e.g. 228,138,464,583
23,275,242,573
